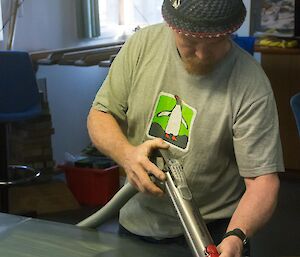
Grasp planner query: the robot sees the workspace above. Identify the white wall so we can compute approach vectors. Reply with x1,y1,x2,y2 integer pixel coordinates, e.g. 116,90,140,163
13,0,77,51
0,0,105,51
36,65,109,164
1,0,74,51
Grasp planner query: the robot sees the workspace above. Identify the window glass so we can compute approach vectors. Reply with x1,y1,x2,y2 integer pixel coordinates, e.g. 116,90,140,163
98,0,163,38
124,0,163,26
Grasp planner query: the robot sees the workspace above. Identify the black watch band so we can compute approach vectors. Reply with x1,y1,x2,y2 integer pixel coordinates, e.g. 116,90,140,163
223,228,248,245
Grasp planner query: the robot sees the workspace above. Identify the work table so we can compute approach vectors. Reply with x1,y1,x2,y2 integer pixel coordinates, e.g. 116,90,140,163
0,213,192,257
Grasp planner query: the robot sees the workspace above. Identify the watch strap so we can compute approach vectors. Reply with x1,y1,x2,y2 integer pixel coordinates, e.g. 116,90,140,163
223,228,248,245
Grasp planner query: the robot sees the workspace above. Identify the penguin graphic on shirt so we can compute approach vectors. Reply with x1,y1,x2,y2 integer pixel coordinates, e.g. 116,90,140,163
157,95,188,141
147,92,196,151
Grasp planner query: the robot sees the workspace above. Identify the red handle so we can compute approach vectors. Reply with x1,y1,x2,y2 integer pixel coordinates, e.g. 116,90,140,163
206,244,220,257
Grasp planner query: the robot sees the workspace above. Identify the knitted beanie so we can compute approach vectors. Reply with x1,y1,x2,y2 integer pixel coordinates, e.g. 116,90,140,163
162,0,246,38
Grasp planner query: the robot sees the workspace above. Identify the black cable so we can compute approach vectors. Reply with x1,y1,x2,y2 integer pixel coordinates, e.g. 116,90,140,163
0,0,25,33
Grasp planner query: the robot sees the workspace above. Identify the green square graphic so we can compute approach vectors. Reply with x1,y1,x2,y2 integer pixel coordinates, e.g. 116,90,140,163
147,93,196,150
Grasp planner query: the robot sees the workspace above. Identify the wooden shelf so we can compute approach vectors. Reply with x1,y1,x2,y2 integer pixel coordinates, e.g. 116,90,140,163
259,52,300,172
255,45,300,55
30,40,124,66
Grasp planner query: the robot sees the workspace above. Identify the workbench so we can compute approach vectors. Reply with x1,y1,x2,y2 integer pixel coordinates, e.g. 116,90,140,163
0,213,192,257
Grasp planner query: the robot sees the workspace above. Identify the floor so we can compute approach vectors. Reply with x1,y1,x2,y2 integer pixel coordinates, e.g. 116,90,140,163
38,175,300,257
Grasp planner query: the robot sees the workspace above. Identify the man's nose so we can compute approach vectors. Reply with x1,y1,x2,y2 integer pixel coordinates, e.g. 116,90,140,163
195,50,207,60
194,45,210,60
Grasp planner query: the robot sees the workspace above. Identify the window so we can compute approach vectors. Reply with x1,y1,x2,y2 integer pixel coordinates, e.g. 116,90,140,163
98,0,163,38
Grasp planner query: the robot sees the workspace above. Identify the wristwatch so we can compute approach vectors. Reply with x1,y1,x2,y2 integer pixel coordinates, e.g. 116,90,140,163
223,228,248,246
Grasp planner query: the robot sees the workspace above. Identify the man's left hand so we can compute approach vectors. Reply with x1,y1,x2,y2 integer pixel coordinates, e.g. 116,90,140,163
217,236,243,257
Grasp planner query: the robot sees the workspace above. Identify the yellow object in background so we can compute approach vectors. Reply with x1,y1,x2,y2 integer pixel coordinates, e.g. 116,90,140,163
257,37,298,48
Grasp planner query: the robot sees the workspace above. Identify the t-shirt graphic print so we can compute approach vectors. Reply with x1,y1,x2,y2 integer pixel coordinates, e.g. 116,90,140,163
147,92,196,151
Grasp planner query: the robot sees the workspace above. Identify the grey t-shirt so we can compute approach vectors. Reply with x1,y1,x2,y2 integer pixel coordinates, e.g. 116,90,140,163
93,23,284,237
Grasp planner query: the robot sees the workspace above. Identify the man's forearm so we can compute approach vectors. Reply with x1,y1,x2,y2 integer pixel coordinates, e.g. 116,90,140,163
218,173,280,255
87,108,134,167
87,108,168,195
227,173,280,237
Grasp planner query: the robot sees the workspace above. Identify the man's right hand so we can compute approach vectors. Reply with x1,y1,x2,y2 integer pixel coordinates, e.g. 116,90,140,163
122,138,169,196
87,110,169,196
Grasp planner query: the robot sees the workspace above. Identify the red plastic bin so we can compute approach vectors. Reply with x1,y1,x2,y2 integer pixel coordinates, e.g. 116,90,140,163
59,164,120,207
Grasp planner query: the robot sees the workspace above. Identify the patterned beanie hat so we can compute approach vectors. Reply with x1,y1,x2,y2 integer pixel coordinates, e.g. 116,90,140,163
162,0,246,38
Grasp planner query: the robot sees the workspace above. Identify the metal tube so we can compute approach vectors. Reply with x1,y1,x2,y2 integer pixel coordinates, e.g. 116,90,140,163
165,172,217,257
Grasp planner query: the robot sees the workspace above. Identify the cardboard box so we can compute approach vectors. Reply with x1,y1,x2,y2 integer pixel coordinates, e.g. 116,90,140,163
8,180,80,215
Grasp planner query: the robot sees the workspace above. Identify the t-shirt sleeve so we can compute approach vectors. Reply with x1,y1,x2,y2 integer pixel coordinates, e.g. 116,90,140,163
233,92,285,177
92,33,139,123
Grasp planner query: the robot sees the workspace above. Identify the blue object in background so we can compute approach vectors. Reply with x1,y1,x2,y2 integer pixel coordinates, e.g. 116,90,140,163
0,51,42,213
0,51,42,122
232,35,256,55
290,92,300,137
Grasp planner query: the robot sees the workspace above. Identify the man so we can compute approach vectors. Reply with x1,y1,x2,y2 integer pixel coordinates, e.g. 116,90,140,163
88,0,284,256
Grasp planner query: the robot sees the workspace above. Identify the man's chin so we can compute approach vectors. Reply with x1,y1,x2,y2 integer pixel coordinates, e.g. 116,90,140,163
184,63,215,75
